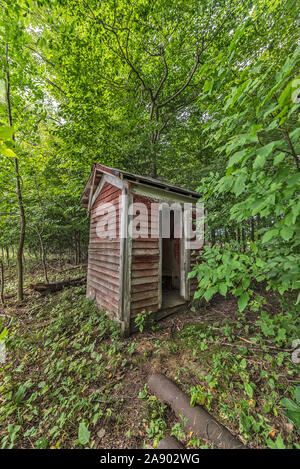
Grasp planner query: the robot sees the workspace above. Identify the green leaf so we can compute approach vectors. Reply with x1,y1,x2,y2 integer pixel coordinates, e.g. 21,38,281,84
233,174,246,196
0,125,14,140
238,293,249,312
266,434,286,449
244,382,253,398
35,437,49,449
253,142,277,169
262,229,279,243
274,152,285,165
280,226,294,241
78,422,90,446
0,146,17,158
228,150,247,167
295,387,300,406
219,283,228,296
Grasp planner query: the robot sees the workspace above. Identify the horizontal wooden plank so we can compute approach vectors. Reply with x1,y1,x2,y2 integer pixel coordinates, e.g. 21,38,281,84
88,239,120,247
88,242,120,251
93,191,122,208
90,231,120,239
87,278,119,305
95,295,118,314
89,261,120,275
132,241,158,249
91,206,120,218
131,282,158,293
131,276,157,286
91,212,120,224
132,248,159,256
88,253,120,265
132,269,158,278
88,267,120,286
132,255,159,264
87,273,120,294
131,297,159,312
132,237,159,243
131,289,158,301
132,262,159,271
130,304,159,317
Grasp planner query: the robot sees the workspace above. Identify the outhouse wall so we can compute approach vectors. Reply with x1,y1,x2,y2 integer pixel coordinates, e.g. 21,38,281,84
87,181,122,317
130,193,160,318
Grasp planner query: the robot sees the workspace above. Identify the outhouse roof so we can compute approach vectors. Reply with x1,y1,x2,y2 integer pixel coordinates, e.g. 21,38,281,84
81,164,200,208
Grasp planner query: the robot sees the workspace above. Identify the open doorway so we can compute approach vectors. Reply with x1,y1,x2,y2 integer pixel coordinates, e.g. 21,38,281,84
161,210,186,309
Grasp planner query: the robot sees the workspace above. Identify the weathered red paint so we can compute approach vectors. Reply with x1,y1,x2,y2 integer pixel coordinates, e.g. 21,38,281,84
130,193,160,316
87,181,122,315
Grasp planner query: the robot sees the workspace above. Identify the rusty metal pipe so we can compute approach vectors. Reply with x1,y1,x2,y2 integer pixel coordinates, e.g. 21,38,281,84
148,373,246,449
157,436,185,449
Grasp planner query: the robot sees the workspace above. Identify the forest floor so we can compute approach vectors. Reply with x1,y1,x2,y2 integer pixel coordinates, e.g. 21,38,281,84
0,261,299,449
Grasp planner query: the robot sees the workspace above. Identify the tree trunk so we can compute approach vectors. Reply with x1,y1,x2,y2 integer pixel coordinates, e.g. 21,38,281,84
5,43,26,301
0,259,4,305
251,217,255,242
211,229,216,246
6,246,9,266
35,226,49,283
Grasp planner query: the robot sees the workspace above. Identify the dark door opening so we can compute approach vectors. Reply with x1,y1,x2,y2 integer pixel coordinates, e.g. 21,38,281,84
161,211,185,309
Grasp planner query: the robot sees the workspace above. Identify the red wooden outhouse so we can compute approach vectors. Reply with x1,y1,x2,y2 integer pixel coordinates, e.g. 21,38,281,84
81,164,202,334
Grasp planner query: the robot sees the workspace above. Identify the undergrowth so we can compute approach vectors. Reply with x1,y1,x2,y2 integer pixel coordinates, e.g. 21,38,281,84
0,283,299,449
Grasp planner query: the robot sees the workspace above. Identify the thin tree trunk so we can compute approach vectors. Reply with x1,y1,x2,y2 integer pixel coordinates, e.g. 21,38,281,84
0,259,4,305
5,43,26,301
211,229,216,246
251,217,255,242
237,227,240,247
6,247,9,266
78,234,81,264
34,226,49,284
241,227,245,252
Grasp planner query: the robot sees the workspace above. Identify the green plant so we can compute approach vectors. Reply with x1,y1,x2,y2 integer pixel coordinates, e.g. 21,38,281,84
266,434,286,449
134,310,153,333
189,385,213,410
280,386,300,434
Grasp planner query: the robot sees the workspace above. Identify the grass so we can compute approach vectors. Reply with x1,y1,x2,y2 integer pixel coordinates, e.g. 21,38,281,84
0,263,299,449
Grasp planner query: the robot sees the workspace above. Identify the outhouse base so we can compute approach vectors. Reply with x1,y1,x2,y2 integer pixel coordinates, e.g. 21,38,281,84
130,291,189,333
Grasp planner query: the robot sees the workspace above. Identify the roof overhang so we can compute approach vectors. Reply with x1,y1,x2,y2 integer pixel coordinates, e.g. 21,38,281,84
80,163,200,209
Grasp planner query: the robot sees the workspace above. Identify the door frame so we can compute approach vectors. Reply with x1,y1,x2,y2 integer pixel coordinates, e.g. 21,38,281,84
158,204,190,309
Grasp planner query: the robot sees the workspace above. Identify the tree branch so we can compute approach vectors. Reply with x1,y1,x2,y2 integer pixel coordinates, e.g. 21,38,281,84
157,37,204,109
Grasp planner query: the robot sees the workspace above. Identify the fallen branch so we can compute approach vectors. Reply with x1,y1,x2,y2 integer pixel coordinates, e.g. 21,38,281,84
30,276,86,295
0,259,4,304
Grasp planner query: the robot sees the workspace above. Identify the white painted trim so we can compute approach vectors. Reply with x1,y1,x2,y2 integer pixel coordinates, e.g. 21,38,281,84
118,187,128,320
158,208,162,309
181,209,191,300
122,190,133,334
90,173,127,210
90,175,104,210
130,182,199,205
87,170,96,212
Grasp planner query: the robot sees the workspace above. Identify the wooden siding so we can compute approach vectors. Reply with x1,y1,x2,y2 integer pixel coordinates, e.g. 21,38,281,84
87,182,121,317
130,193,160,317
189,210,202,298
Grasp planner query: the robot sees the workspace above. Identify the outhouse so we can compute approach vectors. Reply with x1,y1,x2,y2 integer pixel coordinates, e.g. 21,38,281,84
81,164,203,334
